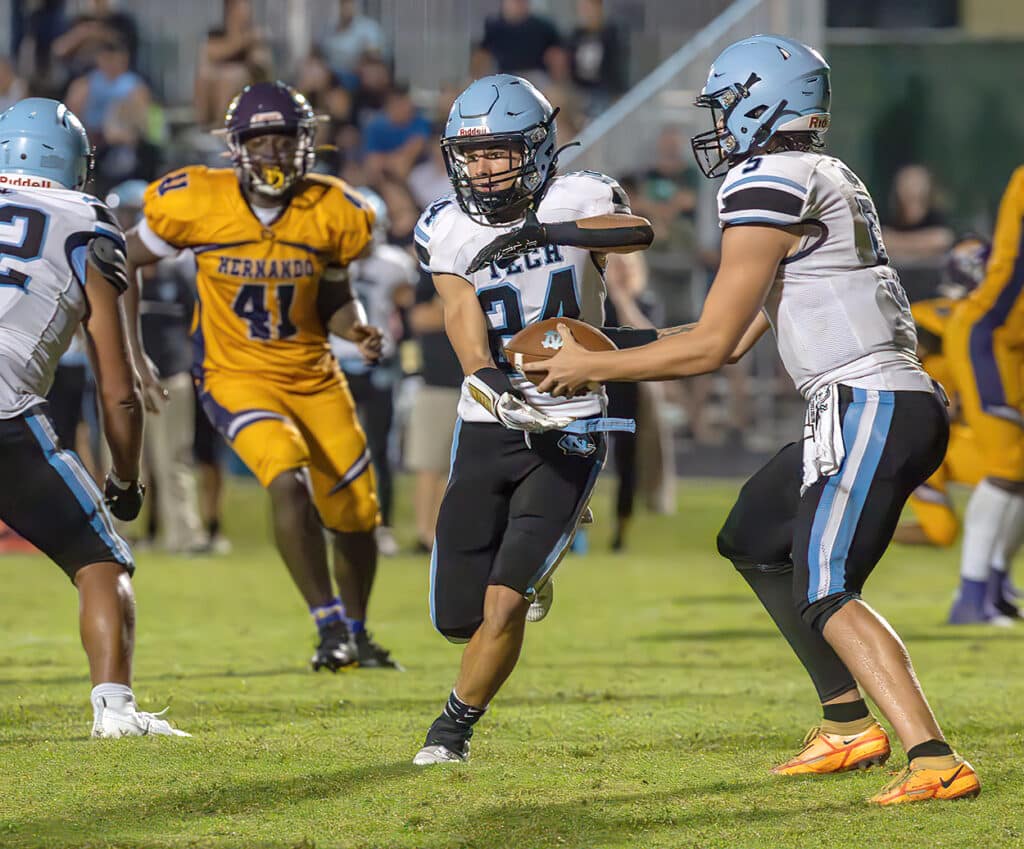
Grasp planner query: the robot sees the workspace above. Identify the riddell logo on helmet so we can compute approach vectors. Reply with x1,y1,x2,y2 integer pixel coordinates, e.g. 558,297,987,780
458,126,489,136
0,173,53,188
809,115,830,129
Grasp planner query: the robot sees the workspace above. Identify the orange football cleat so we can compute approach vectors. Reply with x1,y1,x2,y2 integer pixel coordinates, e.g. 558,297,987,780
869,754,980,805
771,722,891,775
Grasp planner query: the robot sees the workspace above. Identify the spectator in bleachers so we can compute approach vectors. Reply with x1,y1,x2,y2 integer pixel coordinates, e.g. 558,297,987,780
351,54,392,126
12,0,67,91
375,175,421,248
408,140,450,211
319,0,386,82
882,163,955,263
51,0,139,78
625,126,698,252
65,37,148,139
539,46,585,140
0,57,28,112
567,0,627,114
296,50,337,111
364,84,432,183
64,37,155,194
194,0,272,128
480,0,562,79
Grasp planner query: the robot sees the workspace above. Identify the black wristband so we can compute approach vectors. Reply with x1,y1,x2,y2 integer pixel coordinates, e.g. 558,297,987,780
601,327,658,349
543,221,653,250
473,366,515,395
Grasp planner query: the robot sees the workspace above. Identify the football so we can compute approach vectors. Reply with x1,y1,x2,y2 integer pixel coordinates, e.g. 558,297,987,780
503,317,617,386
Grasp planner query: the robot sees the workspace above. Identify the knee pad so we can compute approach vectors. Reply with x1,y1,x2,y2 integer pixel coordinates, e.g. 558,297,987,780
799,591,860,633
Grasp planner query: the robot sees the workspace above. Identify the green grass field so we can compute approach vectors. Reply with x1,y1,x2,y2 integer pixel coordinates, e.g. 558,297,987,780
1,478,1021,849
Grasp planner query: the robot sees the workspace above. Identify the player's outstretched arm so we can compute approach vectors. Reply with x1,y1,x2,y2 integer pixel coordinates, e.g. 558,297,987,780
82,261,145,520
466,209,654,274
525,225,795,395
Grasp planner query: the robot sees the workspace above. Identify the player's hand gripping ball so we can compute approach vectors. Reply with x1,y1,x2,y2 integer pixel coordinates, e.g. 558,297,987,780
504,317,616,396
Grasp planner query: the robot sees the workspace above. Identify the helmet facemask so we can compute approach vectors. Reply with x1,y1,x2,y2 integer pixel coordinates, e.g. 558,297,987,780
691,76,763,179
442,113,556,226
228,121,316,199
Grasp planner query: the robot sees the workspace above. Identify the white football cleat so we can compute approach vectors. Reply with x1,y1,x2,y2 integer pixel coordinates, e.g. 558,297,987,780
413,743,469,765
91,696,191,738
375,525,400,557
526,580,553,623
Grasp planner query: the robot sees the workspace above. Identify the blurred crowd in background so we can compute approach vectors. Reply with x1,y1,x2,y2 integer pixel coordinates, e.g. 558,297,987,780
0,0,1003,556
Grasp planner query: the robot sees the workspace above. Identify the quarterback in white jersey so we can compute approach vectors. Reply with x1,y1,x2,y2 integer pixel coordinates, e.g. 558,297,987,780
412,74,653,766
528,37,978,804
0,98,187,738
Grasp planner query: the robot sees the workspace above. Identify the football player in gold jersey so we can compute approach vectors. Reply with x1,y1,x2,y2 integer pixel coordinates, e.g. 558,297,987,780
125,83,401,669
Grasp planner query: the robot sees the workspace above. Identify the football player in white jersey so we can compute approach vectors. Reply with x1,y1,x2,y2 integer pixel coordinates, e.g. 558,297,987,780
330,187,417,565
412,74,654,765
0,99,188,738
525,37,978,804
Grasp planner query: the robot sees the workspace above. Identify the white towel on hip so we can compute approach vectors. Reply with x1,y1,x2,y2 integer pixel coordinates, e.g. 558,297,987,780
801,384,845,496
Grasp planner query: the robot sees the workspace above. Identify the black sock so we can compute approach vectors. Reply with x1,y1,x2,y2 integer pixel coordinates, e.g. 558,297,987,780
426,691,486,749
822,698,870,723
208,518,220,538
907,739,953,761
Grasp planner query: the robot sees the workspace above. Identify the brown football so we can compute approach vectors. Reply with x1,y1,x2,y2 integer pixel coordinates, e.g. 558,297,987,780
504,317,617,387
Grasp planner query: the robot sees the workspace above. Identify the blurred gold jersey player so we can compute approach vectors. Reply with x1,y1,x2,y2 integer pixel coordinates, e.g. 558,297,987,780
896,240,989,550
126,82,400,670
943,178,1024,625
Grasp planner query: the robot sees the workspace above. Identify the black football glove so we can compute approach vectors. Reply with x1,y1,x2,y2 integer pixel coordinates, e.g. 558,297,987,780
104,474,145,521
466,209,548,274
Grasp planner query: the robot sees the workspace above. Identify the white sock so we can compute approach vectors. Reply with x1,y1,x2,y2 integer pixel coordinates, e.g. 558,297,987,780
992,489,1024,575
960,480,1016,581
91,683,135,712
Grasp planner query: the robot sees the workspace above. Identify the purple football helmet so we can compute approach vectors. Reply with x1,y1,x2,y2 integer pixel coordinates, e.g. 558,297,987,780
940,235,991,299
221,81,318,198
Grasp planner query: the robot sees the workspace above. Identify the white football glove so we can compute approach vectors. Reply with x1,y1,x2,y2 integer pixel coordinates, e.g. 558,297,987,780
466,372,573,433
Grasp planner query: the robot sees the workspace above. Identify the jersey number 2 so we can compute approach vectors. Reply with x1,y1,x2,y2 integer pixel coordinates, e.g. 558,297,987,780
478,267,580,366
233,283,297,340
0,204,47,290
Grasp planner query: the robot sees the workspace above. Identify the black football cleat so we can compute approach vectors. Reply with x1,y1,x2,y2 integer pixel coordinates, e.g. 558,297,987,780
354,630,404,670
311,622,358,672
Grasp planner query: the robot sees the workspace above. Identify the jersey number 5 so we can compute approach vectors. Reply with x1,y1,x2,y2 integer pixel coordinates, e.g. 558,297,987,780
0,204,47,290
232,283,298,340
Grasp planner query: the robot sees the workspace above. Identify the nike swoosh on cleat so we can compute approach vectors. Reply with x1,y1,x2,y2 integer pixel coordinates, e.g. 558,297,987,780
841,737,861,745
939,765,965,789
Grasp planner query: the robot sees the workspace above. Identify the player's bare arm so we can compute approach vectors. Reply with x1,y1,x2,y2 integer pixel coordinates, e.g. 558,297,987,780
123,226,169,412
319,264,383,363
466,207,654,273
81,260,145,521
526,225,796,396
433,272,494,375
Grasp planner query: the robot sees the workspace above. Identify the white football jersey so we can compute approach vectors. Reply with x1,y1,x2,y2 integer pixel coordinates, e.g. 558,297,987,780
415,170,629,424
0,186,124,418
717,150,932,398
330,242,418,365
